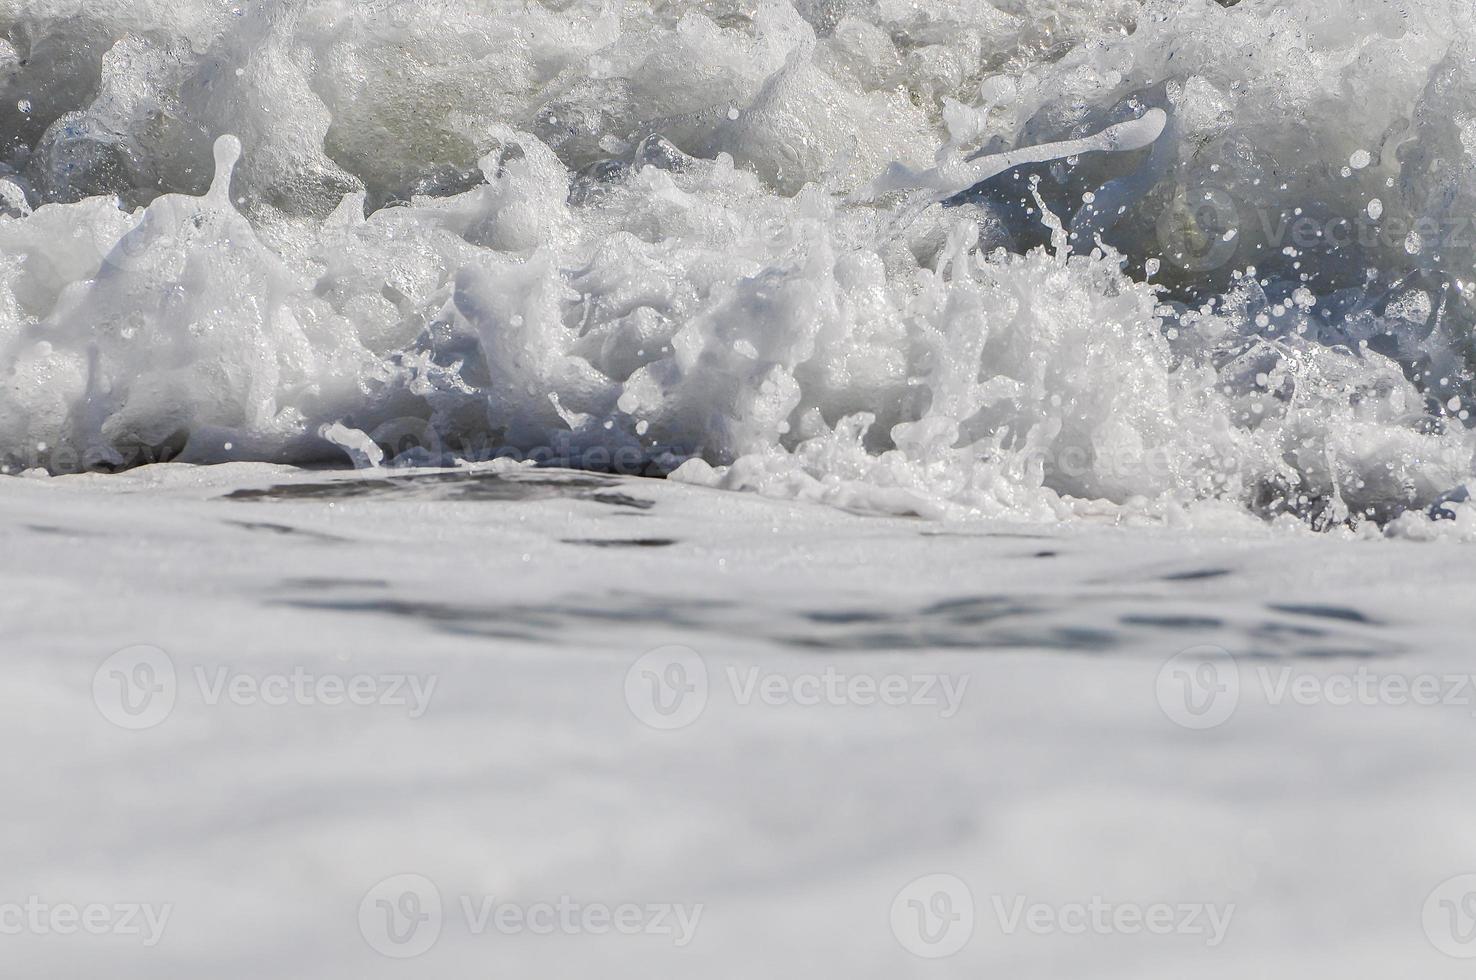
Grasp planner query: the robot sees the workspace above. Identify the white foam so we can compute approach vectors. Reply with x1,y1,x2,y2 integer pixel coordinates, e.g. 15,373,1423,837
0,0,1471,530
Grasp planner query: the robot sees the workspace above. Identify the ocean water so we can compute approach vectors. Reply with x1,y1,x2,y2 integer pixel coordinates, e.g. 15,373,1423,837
6,1,1476,976
1,0,1474,529
6,462,1476,977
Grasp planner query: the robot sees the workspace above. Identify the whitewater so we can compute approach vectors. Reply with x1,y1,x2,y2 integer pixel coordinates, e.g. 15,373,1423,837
8,1,1476,977
0,0,1473,529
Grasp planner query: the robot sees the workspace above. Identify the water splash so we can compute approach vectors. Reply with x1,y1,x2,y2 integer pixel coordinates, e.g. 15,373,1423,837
0,0,1472,532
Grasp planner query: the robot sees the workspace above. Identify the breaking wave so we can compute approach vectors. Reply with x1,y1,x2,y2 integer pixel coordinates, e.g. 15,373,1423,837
1,0,1475,529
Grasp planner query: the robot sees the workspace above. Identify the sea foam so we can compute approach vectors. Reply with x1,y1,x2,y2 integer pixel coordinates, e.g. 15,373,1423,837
0,0,1473,528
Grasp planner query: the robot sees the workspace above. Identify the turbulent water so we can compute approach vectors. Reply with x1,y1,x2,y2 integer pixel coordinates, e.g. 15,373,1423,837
1,0,1475,530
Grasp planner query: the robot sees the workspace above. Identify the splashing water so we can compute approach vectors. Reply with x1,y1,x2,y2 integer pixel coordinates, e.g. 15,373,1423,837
1,0,1474,531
